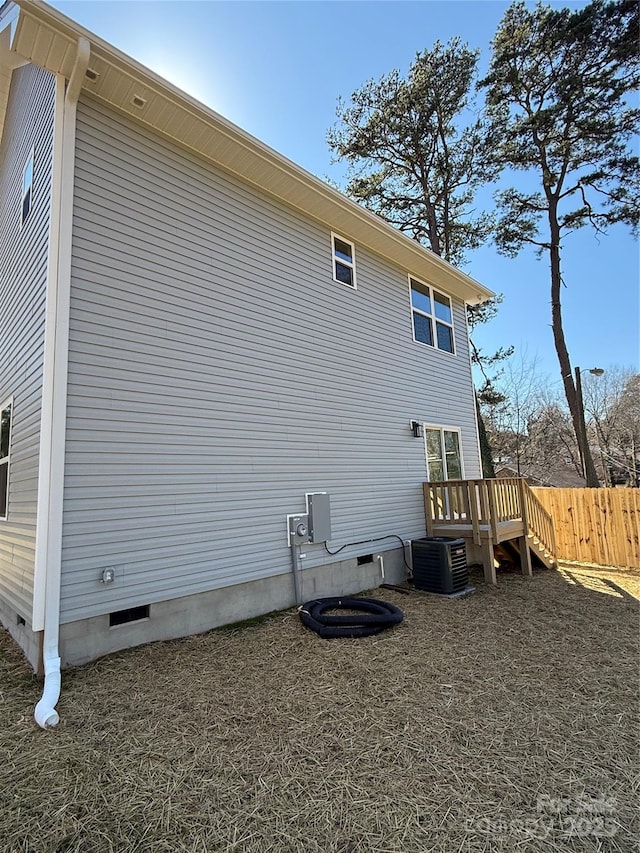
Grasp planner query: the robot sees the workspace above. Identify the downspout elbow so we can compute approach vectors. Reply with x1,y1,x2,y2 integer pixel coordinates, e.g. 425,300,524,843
34,656,61,729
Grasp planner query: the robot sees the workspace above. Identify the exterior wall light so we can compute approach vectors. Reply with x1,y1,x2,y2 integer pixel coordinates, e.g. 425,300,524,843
410,420,423,438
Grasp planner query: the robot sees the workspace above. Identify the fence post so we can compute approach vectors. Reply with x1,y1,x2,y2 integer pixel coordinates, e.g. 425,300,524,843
469,481,481,546
424,483,434,536
518,479,530,537
487,480,499,543
517,480,533,576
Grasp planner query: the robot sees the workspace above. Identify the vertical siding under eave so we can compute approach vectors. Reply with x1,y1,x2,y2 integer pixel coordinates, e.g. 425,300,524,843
61,98,482,624
0,65,55,619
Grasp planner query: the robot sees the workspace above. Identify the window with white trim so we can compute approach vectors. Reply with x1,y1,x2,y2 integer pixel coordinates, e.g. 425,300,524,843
425,426,463,481
332,233,356,288
21,151,34,226
410,276,454,353
0,400,13,519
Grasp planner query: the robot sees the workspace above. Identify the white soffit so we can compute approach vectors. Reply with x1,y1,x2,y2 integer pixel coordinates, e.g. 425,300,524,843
0,2,28,145
6,0,494,305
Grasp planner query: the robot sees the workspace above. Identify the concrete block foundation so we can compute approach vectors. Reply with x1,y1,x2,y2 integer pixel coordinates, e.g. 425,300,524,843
0,548,408,670
0,595,42,673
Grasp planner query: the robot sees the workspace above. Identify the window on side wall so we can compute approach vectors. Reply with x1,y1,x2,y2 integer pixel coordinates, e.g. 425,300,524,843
425,426,463,481
0,400,13,519
410,276,454,353
332,233,356,289
21,151,34,226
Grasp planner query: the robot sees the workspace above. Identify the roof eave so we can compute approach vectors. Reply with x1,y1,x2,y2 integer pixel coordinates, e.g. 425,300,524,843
0,2,29,146
8,0,494,305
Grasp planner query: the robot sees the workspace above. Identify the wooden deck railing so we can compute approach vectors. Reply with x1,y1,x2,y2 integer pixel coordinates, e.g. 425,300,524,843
523,484,557,562
424,477,556,560
426,478,484,544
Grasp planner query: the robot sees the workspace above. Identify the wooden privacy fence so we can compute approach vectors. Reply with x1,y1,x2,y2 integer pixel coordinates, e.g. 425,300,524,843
531,488,640,569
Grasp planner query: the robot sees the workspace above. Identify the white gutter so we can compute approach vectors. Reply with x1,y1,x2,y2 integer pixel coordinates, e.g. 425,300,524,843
34,35,90,729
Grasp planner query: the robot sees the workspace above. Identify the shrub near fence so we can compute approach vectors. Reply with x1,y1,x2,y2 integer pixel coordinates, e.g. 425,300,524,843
531,488,640,569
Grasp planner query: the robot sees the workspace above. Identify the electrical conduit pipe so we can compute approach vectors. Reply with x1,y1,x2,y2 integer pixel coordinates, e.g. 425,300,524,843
34,36,90,729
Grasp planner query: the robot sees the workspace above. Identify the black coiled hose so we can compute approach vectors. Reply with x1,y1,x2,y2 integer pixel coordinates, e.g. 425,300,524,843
299,597,403,639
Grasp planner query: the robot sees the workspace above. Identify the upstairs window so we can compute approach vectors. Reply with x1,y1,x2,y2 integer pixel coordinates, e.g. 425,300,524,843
21,151,34,226
410,276,454,353
0,400,13,519
332,234,356,289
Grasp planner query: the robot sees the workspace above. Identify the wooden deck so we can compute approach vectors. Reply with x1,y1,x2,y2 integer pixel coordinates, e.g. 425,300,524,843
423,478,557,584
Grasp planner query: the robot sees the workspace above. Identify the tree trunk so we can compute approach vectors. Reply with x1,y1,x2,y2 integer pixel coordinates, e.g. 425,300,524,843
548,206,600,487
476,395,496,478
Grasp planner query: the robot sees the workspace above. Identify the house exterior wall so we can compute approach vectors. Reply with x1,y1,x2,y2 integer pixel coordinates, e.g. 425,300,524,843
0,63,55,625
60,96,482,626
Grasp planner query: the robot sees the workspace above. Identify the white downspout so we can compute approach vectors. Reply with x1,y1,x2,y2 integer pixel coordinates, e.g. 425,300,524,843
34,36,90,729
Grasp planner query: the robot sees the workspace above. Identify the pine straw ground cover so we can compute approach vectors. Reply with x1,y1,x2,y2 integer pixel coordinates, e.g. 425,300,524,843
1,566,638,853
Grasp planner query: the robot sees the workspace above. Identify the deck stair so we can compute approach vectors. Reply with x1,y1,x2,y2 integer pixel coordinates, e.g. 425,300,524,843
423,477,557,584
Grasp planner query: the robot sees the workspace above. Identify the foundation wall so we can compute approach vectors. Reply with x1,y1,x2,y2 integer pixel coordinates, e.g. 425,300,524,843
58,549,407,668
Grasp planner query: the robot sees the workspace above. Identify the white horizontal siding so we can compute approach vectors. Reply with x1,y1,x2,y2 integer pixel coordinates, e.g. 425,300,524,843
61,97,481,623
0,65,55,619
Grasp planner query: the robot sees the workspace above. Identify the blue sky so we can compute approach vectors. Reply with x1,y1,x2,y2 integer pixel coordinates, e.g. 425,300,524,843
50,0,639,386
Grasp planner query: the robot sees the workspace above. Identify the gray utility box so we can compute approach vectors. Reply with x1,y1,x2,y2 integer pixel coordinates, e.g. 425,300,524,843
411,537,468,594
307,492,331,543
